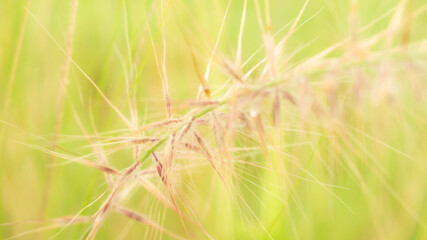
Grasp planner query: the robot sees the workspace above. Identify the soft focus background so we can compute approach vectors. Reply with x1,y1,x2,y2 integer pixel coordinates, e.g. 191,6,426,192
1,0,427,239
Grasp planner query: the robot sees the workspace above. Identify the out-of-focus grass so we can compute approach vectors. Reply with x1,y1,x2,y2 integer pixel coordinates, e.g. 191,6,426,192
1,0,427,239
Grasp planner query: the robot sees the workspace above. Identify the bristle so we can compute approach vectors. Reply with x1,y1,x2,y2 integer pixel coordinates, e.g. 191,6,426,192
272,90,281,128
253,113,269,158
137,119,183,133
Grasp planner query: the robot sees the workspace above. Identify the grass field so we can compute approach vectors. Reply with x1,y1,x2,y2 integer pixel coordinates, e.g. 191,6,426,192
1,0,427,239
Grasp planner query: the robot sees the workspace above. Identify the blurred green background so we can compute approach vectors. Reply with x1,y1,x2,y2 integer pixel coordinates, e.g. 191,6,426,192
1,0,427,239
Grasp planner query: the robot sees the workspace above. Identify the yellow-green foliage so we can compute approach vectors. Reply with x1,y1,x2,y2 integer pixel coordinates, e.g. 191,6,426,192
1,0,427,239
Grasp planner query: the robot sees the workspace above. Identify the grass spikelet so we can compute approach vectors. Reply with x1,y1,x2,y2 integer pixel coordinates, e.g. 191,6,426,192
130,137,160,144
222,58,244,83
193,131,224,181
87,161,140,240
252,112,268,157
114,205,184,240
238,112,254,131
183,35,211,98
152,152,166,184
211,112,225,157
182,142,201,152
280,90,297,105
176,117,195,143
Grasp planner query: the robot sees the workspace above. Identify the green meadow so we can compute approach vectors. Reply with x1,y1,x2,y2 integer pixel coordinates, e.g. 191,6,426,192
1,0,427,239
